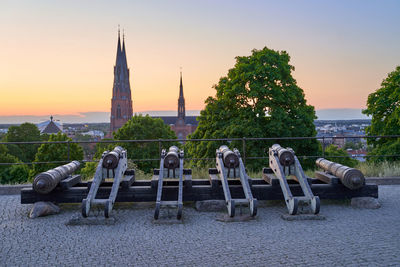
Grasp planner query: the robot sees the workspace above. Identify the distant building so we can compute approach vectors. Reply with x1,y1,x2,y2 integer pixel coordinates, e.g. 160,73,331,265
110,29,133,134
155,72,198,139
38,116,62,134
81,130,105,139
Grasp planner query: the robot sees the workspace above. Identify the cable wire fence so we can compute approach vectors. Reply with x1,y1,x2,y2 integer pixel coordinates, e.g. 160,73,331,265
0,135,399,167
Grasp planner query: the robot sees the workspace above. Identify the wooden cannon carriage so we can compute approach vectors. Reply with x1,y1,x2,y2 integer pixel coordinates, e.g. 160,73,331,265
21,145,378,218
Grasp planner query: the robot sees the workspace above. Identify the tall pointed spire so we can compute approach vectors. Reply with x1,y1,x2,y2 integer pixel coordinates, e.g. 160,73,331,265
178,71,185,120
121,29,128,69
110,28,133,134
116,25,122,65
179,71,184,97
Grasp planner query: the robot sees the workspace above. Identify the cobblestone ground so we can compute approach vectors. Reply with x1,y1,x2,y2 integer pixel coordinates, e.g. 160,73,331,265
1,186,399,266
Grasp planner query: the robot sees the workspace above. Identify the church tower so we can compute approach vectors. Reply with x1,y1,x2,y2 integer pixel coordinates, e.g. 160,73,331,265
110,29,133,134
177,72,185,120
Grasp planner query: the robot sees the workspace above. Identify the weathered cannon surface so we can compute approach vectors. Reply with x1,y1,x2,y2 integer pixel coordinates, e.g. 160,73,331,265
269,144,320,215
33,161,80,194
271,144,295,166
102,146,124,169
218,145,239,168
316,158,365,190
163,145,180,169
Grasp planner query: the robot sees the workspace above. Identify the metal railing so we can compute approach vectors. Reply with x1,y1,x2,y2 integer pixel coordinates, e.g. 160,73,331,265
0,135,399,166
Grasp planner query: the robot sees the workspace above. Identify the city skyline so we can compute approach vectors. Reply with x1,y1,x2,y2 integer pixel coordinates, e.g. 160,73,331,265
1,0,399,117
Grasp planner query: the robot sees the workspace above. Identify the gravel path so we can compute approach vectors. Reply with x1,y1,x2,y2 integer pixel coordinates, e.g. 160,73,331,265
1,186,399,266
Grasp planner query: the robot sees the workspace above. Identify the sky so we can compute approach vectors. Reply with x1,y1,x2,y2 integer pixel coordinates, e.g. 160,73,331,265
1,0,399,120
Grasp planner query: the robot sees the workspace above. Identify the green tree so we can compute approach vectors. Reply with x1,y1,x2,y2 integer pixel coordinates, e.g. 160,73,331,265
29,132,84,179
0,144,30,184
3,123,42,162
113,114,177,173
79,140,115,180
186,47,318,170
362,66,400,161
323,145,358,167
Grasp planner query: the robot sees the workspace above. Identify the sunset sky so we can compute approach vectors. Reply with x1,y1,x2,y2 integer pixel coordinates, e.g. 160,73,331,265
1,0,399,118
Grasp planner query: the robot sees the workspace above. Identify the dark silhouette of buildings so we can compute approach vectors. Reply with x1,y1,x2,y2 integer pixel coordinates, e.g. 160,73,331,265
110,30,133,134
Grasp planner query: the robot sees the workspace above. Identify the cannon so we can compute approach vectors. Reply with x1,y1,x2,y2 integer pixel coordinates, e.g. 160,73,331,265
269,144,320,215
271,144,295,166
219,145,239,168
33,161,80,194
316,158,365,190
215,145,257,217
164,146,180,169
82,146,127,218
154,146,184,220
102,146,124,169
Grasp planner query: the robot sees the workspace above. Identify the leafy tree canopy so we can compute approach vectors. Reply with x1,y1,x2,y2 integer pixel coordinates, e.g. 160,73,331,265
113,114,178,173
186,47,318,170
363,66,400,161
3,123,42,162
29,132,84,179
0,144,29,184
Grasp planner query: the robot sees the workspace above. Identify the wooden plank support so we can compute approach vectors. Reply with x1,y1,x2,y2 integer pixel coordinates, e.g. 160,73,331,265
121,175,135,190
59,175,81,190
20,179,378,204
315,171,340,185
208,174,219,193
184,174,192,189
262,169,280,186
151,175,158,189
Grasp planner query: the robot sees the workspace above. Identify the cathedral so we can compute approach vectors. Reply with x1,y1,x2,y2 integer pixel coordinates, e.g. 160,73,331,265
109,30,197,138
110,30,133,134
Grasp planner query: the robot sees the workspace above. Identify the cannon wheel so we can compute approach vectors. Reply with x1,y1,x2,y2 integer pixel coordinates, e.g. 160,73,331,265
288,198,298,215
154,203,160,220
228,200,235,217
81,199,88,218
250,199,257,217
311,196,320,215
104,200,111,218
177,204,183,220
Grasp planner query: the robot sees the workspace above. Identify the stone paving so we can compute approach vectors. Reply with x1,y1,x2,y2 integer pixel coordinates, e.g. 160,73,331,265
1,186,399,266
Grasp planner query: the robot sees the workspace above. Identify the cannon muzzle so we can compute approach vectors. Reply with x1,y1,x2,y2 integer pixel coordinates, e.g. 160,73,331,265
164,146,180,169
102,146,124,169
218,145,239,168
316,158,365,190
33,160,81,194
271,144,295,166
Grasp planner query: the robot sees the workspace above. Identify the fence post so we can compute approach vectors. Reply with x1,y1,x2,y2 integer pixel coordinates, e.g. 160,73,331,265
322,136,325,158
242,137,246,165
158,139,162,156
67,141,70,161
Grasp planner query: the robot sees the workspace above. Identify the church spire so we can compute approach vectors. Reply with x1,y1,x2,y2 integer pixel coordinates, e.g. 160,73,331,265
178,71,185,120
110,28,133,134
115,26,122,65
121,29,128,69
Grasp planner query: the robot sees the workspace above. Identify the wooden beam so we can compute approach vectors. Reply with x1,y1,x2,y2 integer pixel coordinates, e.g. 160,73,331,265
315,171,340,185
59,175,81,190
20,179,378,204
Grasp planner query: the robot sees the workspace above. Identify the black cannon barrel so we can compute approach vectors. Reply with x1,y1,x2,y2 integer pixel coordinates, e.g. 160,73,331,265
102,146,124,169
164,146,180,169
218,145,239,168
33,160,80,194
271,144,295,166
316,158,365,190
